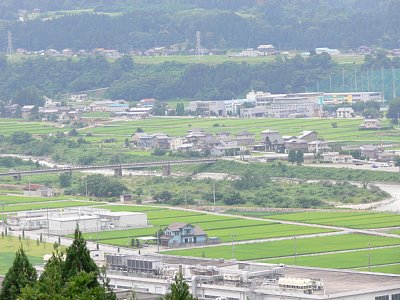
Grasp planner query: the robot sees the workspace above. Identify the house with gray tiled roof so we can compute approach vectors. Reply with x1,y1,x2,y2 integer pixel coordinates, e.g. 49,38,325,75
160,223,207,247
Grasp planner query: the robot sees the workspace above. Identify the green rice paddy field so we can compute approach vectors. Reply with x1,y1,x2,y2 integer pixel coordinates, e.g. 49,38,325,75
0,119,57,136
0,117,398,146
163,234,400,261
264,211,400,229
0,200,104,213
79,205,333,245
262,246,400,270
0,194,90,205
0,236,65,275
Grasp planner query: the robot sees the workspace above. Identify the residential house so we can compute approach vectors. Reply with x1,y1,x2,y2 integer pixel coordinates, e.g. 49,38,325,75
257,44,276,55
215,132,231,141
357,46,372,55
160,223,207,247
21,105,36,118
377,151,397,162
235,131,255,147
170,137,184,151
336,107,355,118
284,138,309,152
240,48,261,57
359,119,381,130
308,141,330,154
359,144,383,159
185,130,207,147
298,131,318,142
153,133,171,149
61,48,74,57
132,132,155,149
282,135,297,141
131,132,170,149
315,48,340,55
261,130,284,152
204,136,221,149
138,98,156,108
23,184,53,197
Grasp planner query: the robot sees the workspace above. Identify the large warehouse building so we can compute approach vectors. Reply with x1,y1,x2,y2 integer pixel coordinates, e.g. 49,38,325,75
104,255,400,300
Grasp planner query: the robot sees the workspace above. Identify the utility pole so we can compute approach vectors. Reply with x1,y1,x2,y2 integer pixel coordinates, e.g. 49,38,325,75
294,235,297,265
371,68,375,91
354,69,358,92
184,190,187,207
85,178,88,197
381,67,385,105
368,242,371,272
157,228,160,253
392,67,396,100
46,208,49,237
212,181,216,212
342,69,345,92
232,233,235,259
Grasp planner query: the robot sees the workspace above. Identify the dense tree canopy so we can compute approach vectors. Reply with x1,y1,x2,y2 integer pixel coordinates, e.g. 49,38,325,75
0,247,37,300
2,1,400,50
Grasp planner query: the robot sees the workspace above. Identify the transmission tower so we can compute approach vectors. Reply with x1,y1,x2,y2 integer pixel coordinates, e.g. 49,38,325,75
6,31,14,56
195,31,202,58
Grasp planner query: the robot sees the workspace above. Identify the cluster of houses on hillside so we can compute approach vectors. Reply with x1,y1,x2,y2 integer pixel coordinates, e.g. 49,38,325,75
2,97,158,121
131,128,397,164
131,128,331,156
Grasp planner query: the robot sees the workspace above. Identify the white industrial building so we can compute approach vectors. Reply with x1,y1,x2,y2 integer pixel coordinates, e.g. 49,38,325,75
245,91,322,118
323,92,384,105
103,255,400,300
6,207,148,235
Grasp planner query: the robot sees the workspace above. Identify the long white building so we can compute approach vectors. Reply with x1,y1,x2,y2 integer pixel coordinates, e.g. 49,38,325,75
104,255,400,300
244,91,322,118
6,207,148,235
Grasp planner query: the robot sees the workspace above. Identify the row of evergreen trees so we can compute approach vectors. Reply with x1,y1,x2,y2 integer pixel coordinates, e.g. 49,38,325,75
0,228,196,300
0,229,115,300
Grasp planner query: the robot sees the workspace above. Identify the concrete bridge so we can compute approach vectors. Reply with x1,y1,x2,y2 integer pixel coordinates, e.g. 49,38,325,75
0,158,218,180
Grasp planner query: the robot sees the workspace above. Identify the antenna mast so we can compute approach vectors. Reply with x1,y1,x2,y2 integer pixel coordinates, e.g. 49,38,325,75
7,31,14,56
195,31,202,58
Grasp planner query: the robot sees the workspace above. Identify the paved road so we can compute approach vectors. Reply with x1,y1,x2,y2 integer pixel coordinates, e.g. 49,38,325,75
304,162,400,173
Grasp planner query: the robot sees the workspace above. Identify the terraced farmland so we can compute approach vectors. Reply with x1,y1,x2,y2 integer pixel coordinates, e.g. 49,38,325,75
0,120,57,136
81,117,398,144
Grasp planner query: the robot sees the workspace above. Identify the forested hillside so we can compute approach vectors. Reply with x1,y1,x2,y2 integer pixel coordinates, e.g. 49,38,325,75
1,0,400,51
0,53,336,102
